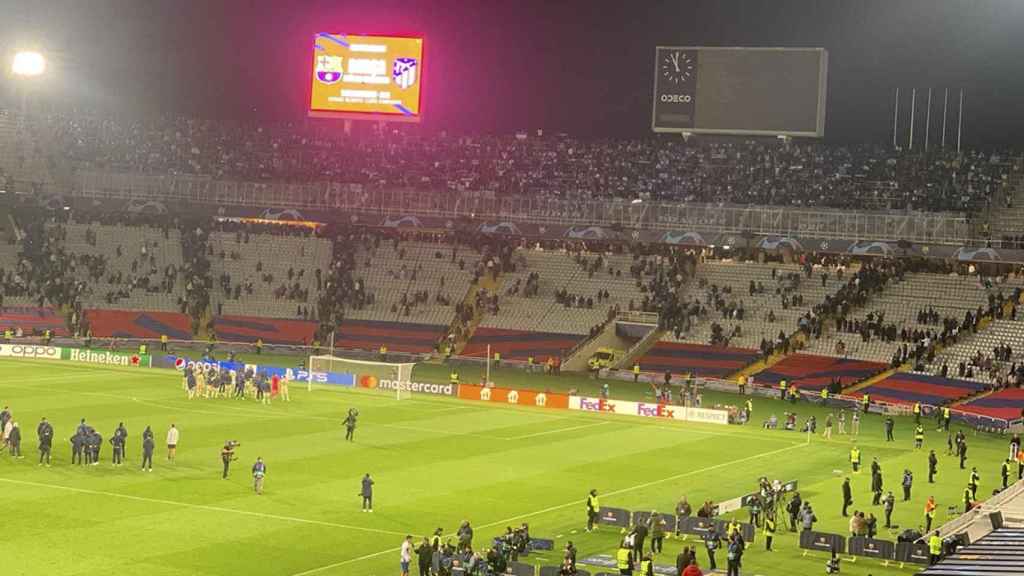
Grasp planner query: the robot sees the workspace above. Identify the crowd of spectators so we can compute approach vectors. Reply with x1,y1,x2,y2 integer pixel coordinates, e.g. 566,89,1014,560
29,111,1015,213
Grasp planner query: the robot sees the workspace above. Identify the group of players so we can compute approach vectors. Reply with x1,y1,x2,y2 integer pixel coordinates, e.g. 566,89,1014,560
182,363,289,403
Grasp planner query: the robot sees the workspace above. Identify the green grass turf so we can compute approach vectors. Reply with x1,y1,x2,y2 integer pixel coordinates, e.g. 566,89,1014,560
0,356,1015,576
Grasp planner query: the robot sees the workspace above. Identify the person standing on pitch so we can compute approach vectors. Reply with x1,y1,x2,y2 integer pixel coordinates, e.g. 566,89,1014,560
884,417,895,442
1003,458,1012,489
841,477,852,517
115,422,128,460
110,426,125,466
850,444,862,473
763,511,776,551
7,422,21,458
969,467,980,500
924,496,937,531
928,449,938,483
959,438,969,469
141,431,154,472
344,408,358,442
400,535,413,576
902,469,913,501
70,429,84,465
221,441,238,479
882,491,895,528
252,457,266,494
166,424,179,462
851,411,861,436
361,472,374,512
914,424,925,449
37,417,53,466
586,489,600,532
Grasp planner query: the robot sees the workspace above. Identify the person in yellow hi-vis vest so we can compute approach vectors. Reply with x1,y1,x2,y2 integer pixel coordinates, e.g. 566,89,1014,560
138,342,147,356
493,351,501,368
913,402,922,423
378,345,387,361
779,379,787,400
821,388,829,401
3,329,11,341
928,530,943,565
850,445,862,472
616,543,633,575
160,334,168,351
633,362,640,383
861,393,871,414
255,338,263,355
449,368,459,386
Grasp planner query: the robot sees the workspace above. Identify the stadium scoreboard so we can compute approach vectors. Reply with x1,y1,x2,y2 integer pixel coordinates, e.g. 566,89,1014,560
309,33,423,122
652,47,827,137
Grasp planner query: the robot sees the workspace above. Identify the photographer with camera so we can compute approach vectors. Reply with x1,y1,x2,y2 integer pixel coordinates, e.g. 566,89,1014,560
221,441,239,479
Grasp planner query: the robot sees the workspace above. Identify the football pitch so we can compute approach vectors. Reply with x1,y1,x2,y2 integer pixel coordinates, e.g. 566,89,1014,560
0,356,1014,576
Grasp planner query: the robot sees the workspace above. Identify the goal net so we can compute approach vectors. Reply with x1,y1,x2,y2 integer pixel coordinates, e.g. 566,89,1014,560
307,354,416,399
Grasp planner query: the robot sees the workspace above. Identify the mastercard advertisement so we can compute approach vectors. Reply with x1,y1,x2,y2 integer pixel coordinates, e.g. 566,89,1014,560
309,33,423,121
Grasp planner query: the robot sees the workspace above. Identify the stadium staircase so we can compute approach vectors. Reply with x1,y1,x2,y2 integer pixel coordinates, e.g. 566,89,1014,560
561,312,642,372
612,325,664,371
448,271,502,356
990,158,1024,239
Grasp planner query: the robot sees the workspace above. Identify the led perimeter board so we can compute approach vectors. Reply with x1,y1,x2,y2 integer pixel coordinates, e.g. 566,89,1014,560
652,46,828,137
309,33,423,122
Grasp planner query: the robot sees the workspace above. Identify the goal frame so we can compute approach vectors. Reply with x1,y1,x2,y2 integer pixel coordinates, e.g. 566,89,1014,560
307,354,416,399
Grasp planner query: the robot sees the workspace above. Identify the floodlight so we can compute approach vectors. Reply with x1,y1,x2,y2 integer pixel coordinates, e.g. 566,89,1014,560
12,51,46,77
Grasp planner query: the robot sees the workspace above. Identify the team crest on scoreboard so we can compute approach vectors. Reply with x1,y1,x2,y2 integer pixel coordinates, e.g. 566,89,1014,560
315,55,343,84
393,57,418,89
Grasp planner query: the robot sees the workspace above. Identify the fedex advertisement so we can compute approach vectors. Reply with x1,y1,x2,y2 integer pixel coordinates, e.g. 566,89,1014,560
570,396,728,425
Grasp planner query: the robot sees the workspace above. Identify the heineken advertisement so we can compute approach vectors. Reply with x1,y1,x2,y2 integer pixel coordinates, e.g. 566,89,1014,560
61,348,152,368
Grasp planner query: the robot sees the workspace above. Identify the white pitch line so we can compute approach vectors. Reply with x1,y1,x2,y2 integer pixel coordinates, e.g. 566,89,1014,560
0,476,410,537
473,440,808,530
288,440,808,576
506,420,613,440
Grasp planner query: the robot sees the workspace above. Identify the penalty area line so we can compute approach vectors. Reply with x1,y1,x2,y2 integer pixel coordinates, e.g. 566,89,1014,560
0,477,409,537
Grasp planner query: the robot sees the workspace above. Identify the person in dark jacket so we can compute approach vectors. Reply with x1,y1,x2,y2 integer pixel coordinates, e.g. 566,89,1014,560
361,473,374,512
37,417,53,466
7,422,21,457
141,433,155,471
842,478,852,516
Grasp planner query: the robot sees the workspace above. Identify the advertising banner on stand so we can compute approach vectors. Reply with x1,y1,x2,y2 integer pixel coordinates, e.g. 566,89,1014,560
458,384,569,409
0,344,62,360
63,348,151,367
570,396,728,425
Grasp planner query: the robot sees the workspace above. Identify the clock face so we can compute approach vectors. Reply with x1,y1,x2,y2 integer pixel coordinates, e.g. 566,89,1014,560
661,50,694,85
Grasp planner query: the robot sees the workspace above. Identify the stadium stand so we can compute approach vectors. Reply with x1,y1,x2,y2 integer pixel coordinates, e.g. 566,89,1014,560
212,315,317,345
42,110,1015,212
478,249,644,335
853,371,988,407
918,527,1024,576
334,319,446,354
344,239,478,327
754,354,888,390
957,388,1024,421
209,226,331,320
636,341,759,379
920,317,1024,385
82,309,192,340
49,220,186,312
803,272,1023,364
462,327,583,362
0,306,68,336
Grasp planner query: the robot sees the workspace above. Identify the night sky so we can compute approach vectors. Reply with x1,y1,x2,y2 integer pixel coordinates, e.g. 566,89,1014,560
2,0,1024,146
